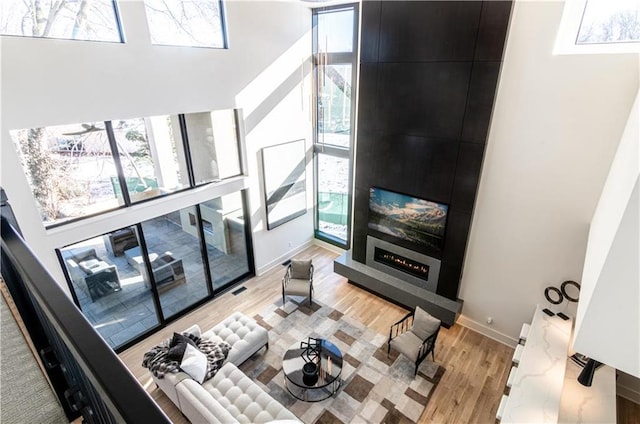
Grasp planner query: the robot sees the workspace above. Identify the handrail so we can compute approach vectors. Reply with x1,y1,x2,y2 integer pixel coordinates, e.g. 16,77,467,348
1,216,171,423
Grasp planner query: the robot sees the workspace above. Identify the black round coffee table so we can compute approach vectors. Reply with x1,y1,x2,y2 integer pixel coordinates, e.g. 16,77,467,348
282,339,343,402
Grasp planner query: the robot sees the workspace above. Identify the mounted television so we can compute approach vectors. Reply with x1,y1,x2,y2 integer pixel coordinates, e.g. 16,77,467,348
368,187,448,257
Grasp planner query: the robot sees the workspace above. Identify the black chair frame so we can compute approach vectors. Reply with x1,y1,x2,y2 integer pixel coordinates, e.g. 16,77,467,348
388,310,440,375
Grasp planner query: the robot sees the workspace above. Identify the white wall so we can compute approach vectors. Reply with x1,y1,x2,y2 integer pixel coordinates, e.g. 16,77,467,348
0,0,314,291
458,0,639,345
573,90,639,377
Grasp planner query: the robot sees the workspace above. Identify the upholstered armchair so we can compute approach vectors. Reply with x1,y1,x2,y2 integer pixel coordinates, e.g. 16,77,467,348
282,259,314,306
388,306,441,376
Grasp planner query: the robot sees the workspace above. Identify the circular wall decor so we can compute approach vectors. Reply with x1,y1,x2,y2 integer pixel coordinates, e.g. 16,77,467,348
561,280,581,302
544,286,564,305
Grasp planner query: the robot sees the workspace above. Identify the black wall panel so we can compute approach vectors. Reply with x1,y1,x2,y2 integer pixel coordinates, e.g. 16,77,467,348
376,62,472,138
437,263,464,300
383,134,458,202
351,185,369,263
441,209,474,266
451,142,486,213
353,0,512,300
474,1,513,61
461,61,502,143
357,64,379,133
360,0,381,63
378,1,482,62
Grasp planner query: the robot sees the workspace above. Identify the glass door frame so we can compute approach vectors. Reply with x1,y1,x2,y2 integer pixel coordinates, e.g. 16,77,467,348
56,188,255,353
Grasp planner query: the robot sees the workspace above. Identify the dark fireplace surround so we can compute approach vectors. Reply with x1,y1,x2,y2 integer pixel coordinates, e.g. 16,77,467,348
334,1,512,326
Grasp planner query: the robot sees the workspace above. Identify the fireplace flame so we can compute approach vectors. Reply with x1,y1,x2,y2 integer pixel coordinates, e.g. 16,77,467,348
381,253,429,274
374,247,430,281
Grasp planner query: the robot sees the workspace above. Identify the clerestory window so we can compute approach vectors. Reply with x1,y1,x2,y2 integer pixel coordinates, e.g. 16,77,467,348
556,0,640,54
577,0,640,45
143,0,228,48
0,0,123,42
10,109,245,228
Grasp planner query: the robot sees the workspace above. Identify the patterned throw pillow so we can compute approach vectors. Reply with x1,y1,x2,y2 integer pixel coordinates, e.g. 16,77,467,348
201,340,232,381
142,334,231,382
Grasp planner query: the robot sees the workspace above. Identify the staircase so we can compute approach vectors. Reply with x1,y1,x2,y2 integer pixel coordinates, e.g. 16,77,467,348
0,283,68,423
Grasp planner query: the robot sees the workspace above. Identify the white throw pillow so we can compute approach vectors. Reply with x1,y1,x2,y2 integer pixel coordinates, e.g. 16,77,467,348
183,324,201,338
180,343,208,384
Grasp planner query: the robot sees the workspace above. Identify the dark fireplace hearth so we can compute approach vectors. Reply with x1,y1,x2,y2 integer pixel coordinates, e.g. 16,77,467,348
374,247,429,281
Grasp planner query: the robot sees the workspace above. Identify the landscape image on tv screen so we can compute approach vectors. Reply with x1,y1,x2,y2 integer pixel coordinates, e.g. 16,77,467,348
368,187,448,251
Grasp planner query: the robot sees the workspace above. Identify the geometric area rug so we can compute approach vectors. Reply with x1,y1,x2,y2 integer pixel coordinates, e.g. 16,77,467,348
238,299,445,424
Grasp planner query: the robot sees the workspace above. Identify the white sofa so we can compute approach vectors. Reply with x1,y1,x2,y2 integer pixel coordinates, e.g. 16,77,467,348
153,312,298,424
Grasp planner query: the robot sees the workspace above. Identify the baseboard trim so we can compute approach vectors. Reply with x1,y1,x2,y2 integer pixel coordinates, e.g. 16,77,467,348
313,238,345,254
456,314,518,348
256,239,314,276
617,382,640,404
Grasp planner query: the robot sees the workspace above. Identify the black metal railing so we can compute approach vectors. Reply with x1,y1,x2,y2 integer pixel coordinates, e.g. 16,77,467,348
0,189,171,424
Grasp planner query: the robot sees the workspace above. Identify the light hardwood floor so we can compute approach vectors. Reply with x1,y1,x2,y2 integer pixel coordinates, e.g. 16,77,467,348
119,245,634,423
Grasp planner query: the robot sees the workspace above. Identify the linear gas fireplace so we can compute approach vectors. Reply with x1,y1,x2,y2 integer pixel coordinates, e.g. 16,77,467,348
374,248,429,281
366,236,441,292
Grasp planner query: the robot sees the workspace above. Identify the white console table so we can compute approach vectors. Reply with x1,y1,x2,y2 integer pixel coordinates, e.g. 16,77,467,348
501,306,616,424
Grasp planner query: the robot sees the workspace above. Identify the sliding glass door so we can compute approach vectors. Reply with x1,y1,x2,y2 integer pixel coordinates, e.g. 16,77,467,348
199,191,251,293
59,189,254,351
59,226,160,348
140,206,210,319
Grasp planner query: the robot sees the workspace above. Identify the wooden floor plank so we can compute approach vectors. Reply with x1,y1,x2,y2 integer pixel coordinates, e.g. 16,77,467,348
618,396,640,424
118,245,635,423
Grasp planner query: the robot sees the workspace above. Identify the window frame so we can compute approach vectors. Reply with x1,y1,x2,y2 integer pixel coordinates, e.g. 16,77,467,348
11,108,247,230
312,3,359,249
555,0,640,55
55,187,256,352
142,0,229,49
0,0,125,43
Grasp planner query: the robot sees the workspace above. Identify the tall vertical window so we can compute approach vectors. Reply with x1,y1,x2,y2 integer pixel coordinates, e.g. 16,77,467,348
143,0,227,48
313,4,358,248
317,154,349,241
0,0,123,42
